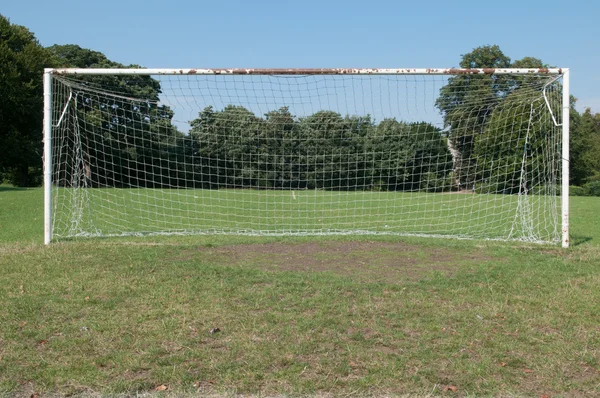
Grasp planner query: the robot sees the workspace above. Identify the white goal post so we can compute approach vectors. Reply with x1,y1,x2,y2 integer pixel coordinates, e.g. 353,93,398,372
43,68,570,246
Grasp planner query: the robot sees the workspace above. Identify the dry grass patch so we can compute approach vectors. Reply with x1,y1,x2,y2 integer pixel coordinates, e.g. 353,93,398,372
172,241,496,283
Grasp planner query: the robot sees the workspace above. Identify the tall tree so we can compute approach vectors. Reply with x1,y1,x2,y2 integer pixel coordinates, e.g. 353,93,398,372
0,14,54,186
47,44,185,188
190,105,265,188
473,90,556,194
366,120,451,191
297,111,372,190
436,45,511,187
571,108,600,185
435,45,552,189
261,107,302,189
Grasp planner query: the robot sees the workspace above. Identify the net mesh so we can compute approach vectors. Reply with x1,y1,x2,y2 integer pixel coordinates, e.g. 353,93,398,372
49,71,563,243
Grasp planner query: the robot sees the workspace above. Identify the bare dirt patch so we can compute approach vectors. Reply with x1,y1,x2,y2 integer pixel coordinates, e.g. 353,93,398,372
173,241,497,283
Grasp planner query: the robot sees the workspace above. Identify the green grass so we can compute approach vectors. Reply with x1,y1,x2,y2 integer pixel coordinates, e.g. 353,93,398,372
0,185,599,397
53,187,559,243
0,185,43,244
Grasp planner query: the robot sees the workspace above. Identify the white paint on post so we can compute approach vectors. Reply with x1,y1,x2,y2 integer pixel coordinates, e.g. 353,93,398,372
562,69,570,248
43,70,53,245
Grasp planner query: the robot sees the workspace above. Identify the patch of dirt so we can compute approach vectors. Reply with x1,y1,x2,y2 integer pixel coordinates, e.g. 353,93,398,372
173,241,497,283
123,368,152,381
9,382,36,398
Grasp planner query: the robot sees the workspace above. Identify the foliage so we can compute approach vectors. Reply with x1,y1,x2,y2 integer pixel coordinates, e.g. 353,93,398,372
435,45,511,186
3,24,597,197
297,111,371,190
473,88,560,194
189,106,451,191
47,45,186,188
366,120,452,191
435,45,557,189
0,14,54,186
570,181,600,197
569,185,586,196
190,105,266,189
583,181,600,196
570,108,600,186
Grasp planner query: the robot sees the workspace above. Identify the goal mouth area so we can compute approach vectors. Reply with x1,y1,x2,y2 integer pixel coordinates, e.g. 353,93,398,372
43,68,569,246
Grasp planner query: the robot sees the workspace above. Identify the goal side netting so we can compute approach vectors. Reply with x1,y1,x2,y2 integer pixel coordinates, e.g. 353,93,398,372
44,69,567,244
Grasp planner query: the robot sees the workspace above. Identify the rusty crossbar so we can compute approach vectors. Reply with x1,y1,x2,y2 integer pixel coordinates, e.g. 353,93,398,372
47,67,564,76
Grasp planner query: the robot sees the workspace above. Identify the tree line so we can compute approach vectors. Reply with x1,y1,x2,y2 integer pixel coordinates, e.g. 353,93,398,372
61,87,452,191
2,13,600,195
188,107,452,191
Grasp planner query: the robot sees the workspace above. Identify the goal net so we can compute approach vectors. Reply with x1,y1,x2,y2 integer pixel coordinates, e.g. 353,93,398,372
44,68,568,245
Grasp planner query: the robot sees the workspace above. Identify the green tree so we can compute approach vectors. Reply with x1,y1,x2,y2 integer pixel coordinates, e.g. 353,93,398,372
190,105,265,188
261,107,302,189
47,44,164,100
190,105,451,192
367,119,414,190
405,122,453,192
473,91,551,194
47,44,186,188
436,45,552,189
298,111,372,190
367,120,451,191
189,106,219,188
571,108,600,186
0,14,54,186
436,45,511,187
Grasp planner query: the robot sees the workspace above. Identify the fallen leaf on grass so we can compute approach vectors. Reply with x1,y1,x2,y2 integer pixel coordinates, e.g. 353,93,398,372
443,385,457,392
193,380,215,388
155,384,168,391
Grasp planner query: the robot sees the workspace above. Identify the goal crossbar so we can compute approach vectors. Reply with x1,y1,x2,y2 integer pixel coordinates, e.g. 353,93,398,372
46,67,565,76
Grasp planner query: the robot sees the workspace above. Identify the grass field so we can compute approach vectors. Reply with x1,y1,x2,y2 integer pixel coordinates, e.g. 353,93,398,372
52,187,560,244
0,185,599,397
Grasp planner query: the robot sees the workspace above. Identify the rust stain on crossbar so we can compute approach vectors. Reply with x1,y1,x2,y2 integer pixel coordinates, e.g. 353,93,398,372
440,68,556,75
178,68,560,75
50,68,564,76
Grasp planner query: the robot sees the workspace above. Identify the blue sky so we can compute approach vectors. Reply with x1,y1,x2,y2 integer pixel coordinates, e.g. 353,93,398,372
3,0,599,113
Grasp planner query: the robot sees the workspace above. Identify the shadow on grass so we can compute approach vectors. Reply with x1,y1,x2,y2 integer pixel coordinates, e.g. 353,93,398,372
569,235,593,246
0,185,31,192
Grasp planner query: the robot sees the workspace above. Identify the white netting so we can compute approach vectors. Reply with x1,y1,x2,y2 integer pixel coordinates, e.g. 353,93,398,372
49,71,563,243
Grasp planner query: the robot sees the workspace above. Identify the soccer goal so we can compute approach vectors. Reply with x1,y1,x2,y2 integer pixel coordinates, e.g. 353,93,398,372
43,68,570,246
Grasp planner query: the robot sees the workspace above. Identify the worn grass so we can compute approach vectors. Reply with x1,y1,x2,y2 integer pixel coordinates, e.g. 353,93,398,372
0,185,599,397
